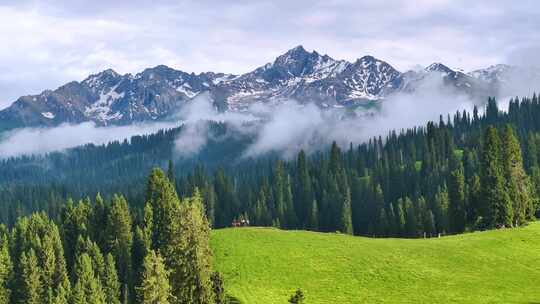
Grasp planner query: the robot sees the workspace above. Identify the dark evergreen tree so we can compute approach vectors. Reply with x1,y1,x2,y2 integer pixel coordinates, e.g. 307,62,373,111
480,126,512,228
339,186,354,235
307,200,319,231
106,194,133,301
19,249,42,304
166,189,214,304
103,254,121,304
71,253,106,304
448,157,466,233
501,125,536,225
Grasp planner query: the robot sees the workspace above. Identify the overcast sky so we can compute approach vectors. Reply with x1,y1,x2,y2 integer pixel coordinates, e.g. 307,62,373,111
1,0,539,108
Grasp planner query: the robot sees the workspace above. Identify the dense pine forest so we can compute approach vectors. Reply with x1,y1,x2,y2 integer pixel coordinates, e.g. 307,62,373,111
0,168,227,304
1,96,540,238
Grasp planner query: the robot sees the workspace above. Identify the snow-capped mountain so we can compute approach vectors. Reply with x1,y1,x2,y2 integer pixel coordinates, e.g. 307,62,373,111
468,64,512,83
467,64,540,98
0,65,234,130
212,46,402,110
0,45,533,131
399,62,493,98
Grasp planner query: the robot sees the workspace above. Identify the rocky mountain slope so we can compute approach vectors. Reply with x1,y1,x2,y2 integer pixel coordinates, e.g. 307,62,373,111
0,45,532,131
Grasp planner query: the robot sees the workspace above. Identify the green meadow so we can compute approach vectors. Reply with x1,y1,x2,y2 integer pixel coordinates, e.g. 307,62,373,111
211,222,540,303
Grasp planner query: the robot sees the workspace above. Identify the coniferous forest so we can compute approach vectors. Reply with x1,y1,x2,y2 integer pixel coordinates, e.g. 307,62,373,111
0,96,539,237
0,168,225,304
0,96,539,303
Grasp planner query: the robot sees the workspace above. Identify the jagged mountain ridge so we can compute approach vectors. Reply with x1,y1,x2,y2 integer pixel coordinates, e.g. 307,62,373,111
0,45,527,130
0,65,234,130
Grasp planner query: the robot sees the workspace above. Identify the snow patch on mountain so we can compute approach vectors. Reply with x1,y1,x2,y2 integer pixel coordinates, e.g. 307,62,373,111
85,85,125,122
176,83,197,98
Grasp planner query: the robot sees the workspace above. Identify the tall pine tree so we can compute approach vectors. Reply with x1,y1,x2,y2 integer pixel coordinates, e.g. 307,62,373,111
480,126,512,228
501,125,536,225
137,250,172,304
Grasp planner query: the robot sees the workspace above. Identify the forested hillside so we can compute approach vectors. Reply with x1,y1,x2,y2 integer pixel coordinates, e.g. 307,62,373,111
0,122,258,226
1,95,540,236
0,168,226,304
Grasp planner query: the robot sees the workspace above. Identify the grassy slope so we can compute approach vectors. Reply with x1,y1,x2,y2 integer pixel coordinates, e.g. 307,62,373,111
211,222,540,304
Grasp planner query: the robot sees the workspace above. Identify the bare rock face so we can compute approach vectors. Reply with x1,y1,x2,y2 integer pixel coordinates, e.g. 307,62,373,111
0,45,522,131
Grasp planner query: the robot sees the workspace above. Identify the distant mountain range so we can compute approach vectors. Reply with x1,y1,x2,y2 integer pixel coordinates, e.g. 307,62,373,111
0,45,538,131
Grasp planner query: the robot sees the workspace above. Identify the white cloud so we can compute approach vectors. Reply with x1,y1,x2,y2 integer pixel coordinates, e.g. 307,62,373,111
0,121,179,158
169,73,478,159
241,72,476,158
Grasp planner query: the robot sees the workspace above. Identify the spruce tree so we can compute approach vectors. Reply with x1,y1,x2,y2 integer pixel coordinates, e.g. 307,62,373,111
376,208,388,236
283,175,298,228
448,157,466,233
273,161,286,226
72,253,106,304
307,200,319,231
424,210,436,237
167,159,176,190
145,168,181,252
61,199,92,275
91,192,107,252
525,132,539,171
203,184,217,227
0,226,11,304
167,189,214,304
132,226,151,294
11,214,70,303
296,150,314,228
501,125,535,226
480,126,512,227
339,186,354,235
19,249,42,304
404,197,418,237
372,185,385,234
106,194,133,301
468,174,482,224
395,199,406,236
137,250,172,304
103,254,121,304
485,97,499,125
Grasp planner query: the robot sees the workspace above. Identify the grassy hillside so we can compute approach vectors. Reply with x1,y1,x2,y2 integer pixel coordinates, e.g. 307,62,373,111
211,222,540,304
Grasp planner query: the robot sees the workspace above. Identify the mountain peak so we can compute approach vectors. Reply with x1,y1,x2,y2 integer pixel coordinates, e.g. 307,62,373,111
287,45,307,54
102,68,119,76
276,45,311,63
355,55,380,66
359,55,376,61
82,68,122,89
84,68,120,80
468,64,512,82
352,56,395,71
148,64,176,72
425,62,453,73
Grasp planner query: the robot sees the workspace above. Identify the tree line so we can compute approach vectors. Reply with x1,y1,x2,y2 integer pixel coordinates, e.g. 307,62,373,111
174,97,540,237
0,168,227,304
1,95,540,237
